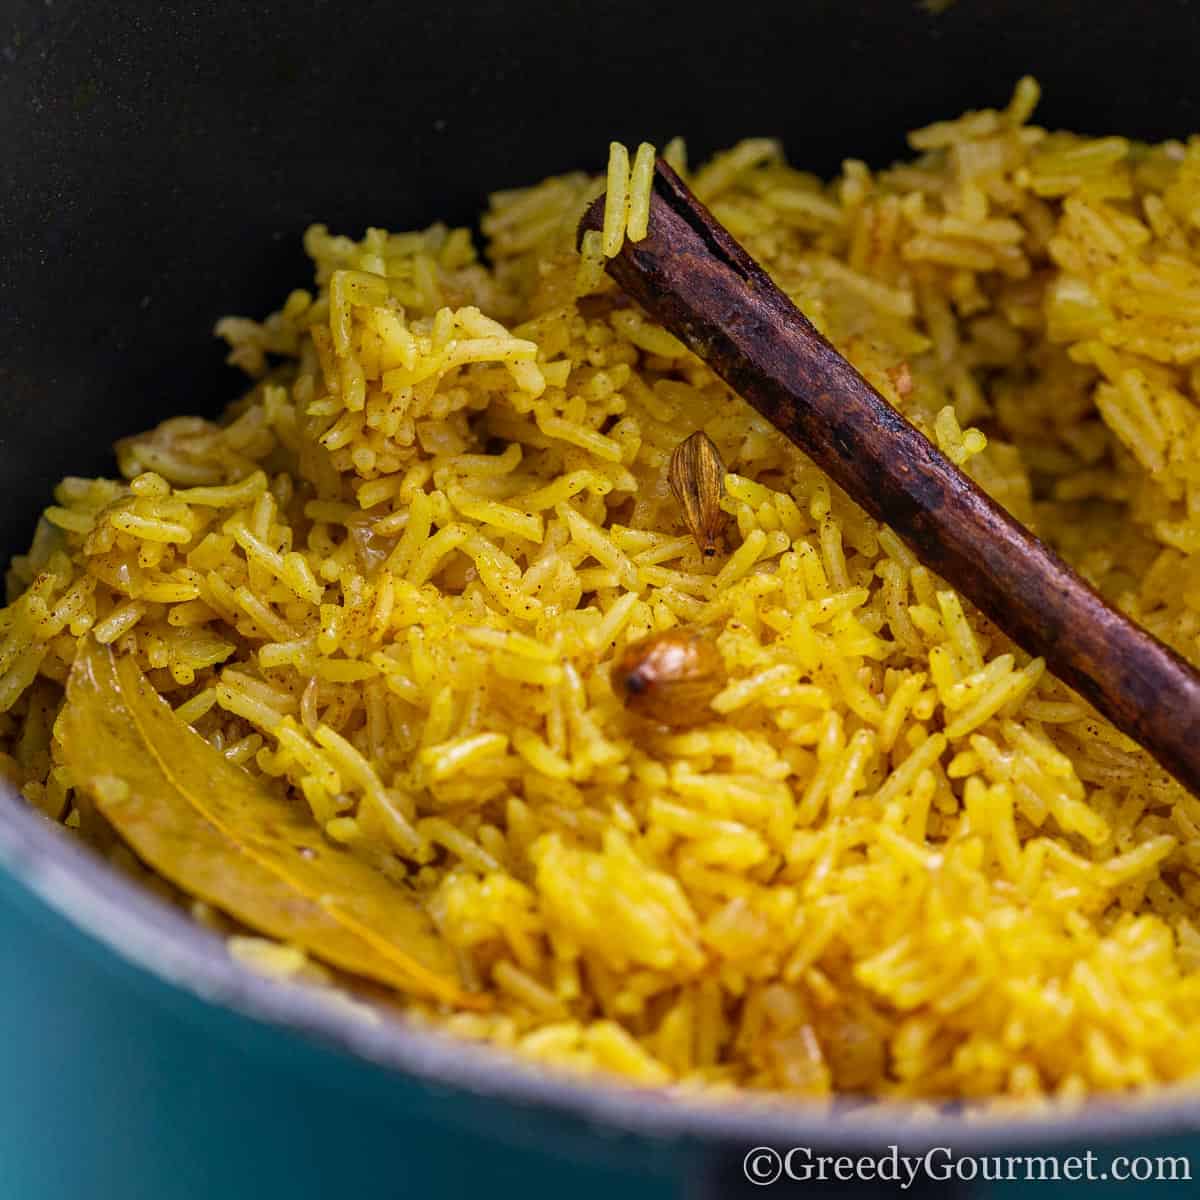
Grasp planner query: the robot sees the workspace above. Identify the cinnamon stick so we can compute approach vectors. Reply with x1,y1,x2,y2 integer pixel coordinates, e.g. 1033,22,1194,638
580,160,1200,795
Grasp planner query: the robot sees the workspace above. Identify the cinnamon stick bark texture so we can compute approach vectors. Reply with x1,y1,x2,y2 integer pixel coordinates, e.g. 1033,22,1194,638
580,160,1200,795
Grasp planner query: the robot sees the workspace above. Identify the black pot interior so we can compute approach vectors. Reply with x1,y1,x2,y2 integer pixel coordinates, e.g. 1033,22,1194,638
4,0,1200,1147
6,0,1200,563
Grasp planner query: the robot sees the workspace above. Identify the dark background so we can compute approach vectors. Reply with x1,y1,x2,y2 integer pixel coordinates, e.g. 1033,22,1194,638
4,4,1200,1195
3,0,1199,563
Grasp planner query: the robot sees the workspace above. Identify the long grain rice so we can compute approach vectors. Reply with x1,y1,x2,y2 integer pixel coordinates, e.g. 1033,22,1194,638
5,81,1200,1105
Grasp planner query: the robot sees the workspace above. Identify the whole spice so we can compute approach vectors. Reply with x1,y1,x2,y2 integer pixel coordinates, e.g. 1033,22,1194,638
610,628,726,727
580,160,1200,796
668,430,726,557
59,638,482,1008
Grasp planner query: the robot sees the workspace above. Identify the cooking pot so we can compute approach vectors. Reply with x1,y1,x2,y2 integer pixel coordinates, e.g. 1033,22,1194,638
4,2,1200,1196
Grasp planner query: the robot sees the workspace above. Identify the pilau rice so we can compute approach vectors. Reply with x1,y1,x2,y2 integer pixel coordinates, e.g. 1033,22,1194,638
5,78,1200,1102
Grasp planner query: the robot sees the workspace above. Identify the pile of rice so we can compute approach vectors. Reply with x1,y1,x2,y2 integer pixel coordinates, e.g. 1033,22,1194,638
6,77,1200,1103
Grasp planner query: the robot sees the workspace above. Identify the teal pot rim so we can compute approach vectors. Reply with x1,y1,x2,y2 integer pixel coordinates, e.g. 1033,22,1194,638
2,781,1198,1155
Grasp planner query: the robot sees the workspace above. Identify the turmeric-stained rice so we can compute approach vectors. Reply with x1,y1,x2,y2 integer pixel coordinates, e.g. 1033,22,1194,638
8,78,1200,1102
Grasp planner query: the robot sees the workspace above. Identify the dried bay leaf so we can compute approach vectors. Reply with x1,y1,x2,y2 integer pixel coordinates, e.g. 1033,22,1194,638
59,638,482,1009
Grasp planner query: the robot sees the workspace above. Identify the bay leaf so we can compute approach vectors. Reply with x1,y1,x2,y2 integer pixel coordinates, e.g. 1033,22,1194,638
59,638,481,1009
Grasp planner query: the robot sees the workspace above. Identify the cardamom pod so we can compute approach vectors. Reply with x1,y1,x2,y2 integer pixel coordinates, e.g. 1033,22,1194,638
668,431,726,557
610,628,726,727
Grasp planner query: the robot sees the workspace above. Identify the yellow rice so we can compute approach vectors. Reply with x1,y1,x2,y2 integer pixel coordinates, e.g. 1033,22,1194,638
7,76,1200,1102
